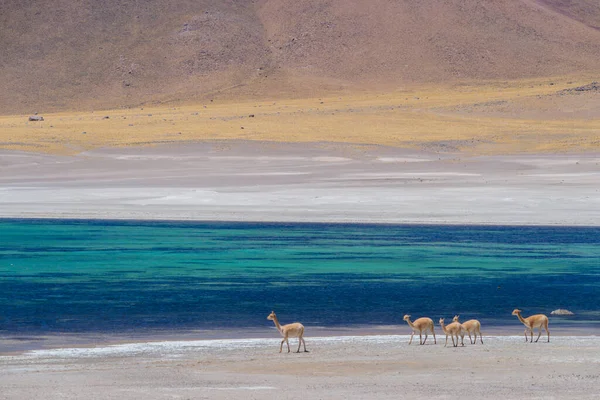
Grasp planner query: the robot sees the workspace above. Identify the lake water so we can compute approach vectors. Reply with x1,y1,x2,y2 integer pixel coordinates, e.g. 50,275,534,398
1,219,599,348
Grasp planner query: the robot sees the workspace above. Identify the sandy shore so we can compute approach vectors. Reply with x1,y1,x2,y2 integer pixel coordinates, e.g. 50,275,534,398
1,141,599,225
2,335,599,399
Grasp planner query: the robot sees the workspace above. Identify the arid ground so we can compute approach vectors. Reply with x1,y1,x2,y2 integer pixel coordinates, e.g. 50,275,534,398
2,335,600,400
1,78,599,155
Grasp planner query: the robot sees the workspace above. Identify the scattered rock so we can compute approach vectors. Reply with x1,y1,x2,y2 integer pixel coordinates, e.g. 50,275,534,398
573,82,600,91
560,82,600,94
248,114,255,117
551,309,574,315
29,115,44,121
103,116,110,119
81,131,87,134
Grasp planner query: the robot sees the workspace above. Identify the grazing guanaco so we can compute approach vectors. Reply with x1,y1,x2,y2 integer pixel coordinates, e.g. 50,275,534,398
512,309,550,343
439,317,464,347
453,315,483,344
267,311,308,353
403,314,436,345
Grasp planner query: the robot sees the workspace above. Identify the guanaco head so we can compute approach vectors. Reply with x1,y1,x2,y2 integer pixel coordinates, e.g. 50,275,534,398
439,317,445,325
512,309,522,316
267,311,276,320
403,314,411,322
452,315,460,323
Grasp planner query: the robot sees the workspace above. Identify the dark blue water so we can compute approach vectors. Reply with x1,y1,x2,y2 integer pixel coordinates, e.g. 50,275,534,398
1,219,599,336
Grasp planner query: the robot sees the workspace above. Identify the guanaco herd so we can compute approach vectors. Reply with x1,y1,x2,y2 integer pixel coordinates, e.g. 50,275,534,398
267,309,550,352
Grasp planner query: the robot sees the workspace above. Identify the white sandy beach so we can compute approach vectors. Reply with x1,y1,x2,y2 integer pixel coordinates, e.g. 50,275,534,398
2,335,600,399
1,141,599,225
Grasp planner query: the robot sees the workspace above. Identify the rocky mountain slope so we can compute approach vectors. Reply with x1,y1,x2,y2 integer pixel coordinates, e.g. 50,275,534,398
1,0,599,114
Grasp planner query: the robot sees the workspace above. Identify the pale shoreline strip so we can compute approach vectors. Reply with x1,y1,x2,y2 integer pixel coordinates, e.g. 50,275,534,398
3,334,599,360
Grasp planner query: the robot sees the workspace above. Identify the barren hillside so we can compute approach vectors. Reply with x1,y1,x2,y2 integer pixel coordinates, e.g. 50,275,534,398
1,0,599,114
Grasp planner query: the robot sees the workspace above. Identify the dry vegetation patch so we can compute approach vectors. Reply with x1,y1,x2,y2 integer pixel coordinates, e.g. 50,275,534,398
2,77,598,155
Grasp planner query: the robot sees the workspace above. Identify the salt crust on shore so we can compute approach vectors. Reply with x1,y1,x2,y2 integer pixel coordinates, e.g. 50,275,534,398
2,335,600,399
1,141,599,225
6,335,599,360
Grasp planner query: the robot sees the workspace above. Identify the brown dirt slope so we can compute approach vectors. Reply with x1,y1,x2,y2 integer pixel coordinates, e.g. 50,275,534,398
536,0,600,30
1,0,600,115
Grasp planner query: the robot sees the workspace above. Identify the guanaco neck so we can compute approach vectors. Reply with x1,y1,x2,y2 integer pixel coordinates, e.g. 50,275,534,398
405,318,416,329
439,320,447,333
271,315,283,332
515,312,528,326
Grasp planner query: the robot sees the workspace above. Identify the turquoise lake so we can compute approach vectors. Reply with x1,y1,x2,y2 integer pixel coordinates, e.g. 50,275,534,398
1,219,599,339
